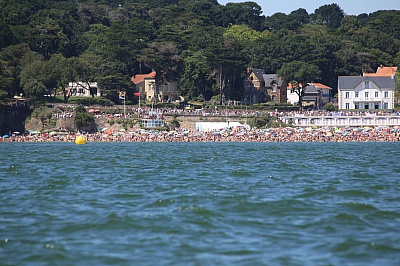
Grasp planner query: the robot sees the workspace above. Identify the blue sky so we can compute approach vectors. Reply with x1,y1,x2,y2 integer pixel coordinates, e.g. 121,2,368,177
217,0,400,16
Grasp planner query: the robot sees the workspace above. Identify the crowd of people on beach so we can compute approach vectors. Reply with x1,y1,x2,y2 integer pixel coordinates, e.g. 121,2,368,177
52,105,400,120
3,105,400,143
2,125,400,143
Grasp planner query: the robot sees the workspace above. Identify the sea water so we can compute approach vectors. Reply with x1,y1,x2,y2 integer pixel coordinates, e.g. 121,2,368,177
1,142,400,265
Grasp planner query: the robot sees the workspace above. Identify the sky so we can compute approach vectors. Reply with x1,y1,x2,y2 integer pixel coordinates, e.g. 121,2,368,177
217,0,400,16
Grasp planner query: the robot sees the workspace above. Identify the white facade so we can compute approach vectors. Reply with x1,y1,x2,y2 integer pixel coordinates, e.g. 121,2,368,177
287,89,298,104
68,82,101,97
338,76,396,110
281,114,400,127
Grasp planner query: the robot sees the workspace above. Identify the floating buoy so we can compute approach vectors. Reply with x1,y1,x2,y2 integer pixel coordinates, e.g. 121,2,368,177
75,136,86,145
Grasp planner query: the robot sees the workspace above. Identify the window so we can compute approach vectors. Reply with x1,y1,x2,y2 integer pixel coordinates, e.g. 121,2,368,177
355,103,359,109
375,91,379,97
384,91,389,98
345,103,350,109
355,92,359,98
345,92,349,98
365,92,369,98
364,81,370,88
384,102,388,109
375,103,379,109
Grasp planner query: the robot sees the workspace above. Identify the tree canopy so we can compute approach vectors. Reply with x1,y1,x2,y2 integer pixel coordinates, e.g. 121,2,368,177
0,0,399,107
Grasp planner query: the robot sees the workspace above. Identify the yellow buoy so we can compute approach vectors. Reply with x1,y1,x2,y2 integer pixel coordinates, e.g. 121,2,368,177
75,135,86,145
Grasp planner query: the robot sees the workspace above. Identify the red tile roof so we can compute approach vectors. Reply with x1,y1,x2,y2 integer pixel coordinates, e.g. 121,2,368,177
364,66,397,77
131,71,156,84
287,82,331,89
309,83,332,89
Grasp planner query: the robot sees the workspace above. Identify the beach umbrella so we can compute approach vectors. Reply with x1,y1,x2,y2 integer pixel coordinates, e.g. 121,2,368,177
2,134,9,138
49,131,57,135
13,131,20,135
88,109,95,113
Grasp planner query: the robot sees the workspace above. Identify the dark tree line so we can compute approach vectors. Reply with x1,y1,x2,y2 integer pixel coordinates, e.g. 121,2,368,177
0,0,399,108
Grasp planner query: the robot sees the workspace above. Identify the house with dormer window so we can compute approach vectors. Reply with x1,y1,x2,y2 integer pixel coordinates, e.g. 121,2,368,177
338,66,397,110
338,76,396,110
243,68,287,105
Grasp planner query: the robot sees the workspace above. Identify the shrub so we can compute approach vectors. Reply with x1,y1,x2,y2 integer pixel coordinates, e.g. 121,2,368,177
323,102,336,111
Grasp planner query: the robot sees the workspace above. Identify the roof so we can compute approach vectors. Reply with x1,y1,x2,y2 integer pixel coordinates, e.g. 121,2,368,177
364,66,397,77
131,71,156,84
288,82,330,90
338,76,396,90
262,74,285,86
304,84,322,93
309,82,332,89
250,68,265,81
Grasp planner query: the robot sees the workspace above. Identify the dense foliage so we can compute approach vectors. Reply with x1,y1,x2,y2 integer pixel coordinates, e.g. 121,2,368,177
0,0,399,107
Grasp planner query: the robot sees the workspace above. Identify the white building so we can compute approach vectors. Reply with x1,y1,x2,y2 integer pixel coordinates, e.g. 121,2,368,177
287,82,332,106
68,82,101,97
338,76,396,110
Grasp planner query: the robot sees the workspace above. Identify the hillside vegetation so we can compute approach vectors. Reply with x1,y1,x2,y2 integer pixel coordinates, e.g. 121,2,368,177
0,0,399,108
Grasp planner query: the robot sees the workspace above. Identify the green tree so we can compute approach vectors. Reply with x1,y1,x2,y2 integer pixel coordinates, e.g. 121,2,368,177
278,61,321,108
0,21,16,49
312,3,344,29
96,60,133,103
209,34,248,104
47,53,77,102
0,44,35,98
23,80,46,100
19,55,50,100
74,105,95,131
180,50,213,100
139,41,183,92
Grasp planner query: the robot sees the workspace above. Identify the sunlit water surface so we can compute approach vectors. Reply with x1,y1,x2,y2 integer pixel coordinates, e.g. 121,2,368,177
1,142,400,265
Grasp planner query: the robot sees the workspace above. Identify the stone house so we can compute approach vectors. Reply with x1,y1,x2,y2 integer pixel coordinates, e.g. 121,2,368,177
243,68,287,105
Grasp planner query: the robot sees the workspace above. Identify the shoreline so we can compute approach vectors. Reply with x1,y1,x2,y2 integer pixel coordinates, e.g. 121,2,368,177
2,126,399,143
